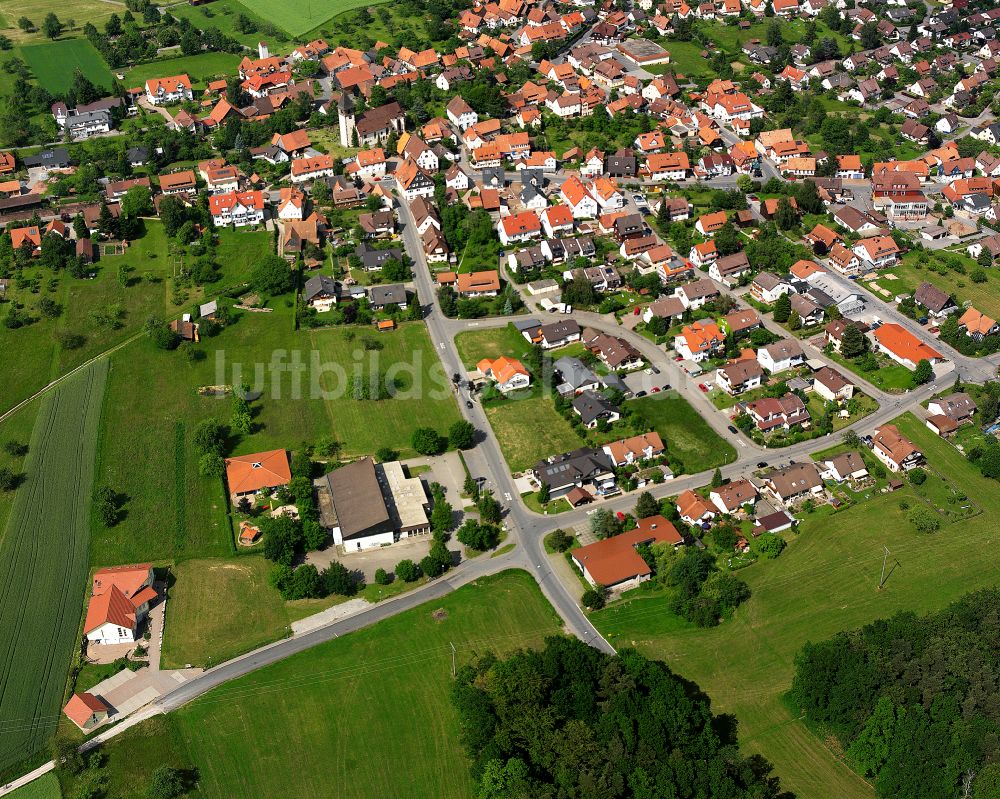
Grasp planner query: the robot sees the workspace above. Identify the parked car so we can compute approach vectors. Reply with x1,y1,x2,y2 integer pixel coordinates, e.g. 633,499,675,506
466,401,473,408
652,386,661,393
635,390,647,397
757,461,768,468
698,383,709,392
727,425,739,434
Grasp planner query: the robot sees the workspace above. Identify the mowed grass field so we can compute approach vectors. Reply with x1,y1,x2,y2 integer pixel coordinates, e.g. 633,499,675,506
593,412,1000,799
59,571,563,799
169,0,292,47
631,393,736,474
0,403,40,538
0,0,119,42
5,772,60,799
486,394,585,473
454,324,532,368
868,249,1000,320
161,556,291,668
21,39,112,94
234,0,386,36
123,52,242,91
0,361,108,773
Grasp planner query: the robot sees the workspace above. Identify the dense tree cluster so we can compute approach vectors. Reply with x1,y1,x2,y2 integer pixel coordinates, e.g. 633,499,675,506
452,636,786,799
791,589,1000,799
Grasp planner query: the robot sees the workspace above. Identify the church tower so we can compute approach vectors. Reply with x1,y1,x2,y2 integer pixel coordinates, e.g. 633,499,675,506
338,93,356,148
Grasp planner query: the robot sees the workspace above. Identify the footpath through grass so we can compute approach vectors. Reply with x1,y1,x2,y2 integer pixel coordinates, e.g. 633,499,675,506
5,772,60,799
592,412,1000,799
0,361,108,773
59,571,563,799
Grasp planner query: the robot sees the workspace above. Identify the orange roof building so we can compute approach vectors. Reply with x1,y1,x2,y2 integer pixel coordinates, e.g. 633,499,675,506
958,307,998,339
9,225,41,253
873,323,943,369
63,693,112,732
477,356,530,392
456,270,501,296
676,489,716,524
224,449,291,497
84,564,156,644
571,516,683,590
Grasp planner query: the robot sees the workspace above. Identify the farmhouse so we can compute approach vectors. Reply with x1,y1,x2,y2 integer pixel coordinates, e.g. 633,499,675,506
571,516,683,592
84,564,157,645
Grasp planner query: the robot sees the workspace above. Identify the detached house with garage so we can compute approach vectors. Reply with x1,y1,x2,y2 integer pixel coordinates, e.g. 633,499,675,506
763,462,824,506
84,564,157,645
571,516,683,593
871,424,923,472
716,359,765,395
674,320,725,362
477,356,531,393
709,479,758,514
853,235,900,269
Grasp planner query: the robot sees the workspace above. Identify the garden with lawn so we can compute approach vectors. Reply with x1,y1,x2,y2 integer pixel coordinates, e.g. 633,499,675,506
57,571,563,799
123,52,242,91
593,413,997,799
866,248,1000,321
825,348,916,393
631,393,736,475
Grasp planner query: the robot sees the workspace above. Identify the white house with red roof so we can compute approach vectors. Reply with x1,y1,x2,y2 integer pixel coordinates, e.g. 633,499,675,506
497,210,542,245
84,564,157,645
560,176,599,218
290,154,335,184
210,191,265,227
145,75,192,105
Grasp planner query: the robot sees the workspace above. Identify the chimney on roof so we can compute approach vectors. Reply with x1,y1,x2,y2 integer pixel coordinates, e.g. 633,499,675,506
258,41,269,59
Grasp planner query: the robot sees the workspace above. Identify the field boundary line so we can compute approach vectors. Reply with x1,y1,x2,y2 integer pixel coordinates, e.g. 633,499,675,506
0,332,141,427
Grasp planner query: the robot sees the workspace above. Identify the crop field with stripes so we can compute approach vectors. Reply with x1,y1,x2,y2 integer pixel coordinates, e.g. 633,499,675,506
0,361,108,772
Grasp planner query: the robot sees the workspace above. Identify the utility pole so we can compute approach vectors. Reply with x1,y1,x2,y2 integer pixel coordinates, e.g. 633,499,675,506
450,642,456,679
878,546,891,590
